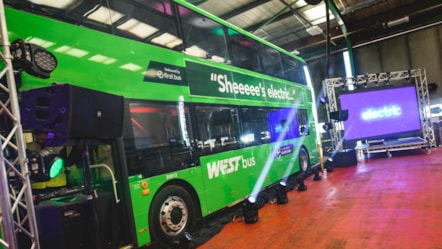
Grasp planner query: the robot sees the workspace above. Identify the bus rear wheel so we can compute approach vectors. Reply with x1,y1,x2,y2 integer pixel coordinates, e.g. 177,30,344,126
150,185,195,247
299,147,310,172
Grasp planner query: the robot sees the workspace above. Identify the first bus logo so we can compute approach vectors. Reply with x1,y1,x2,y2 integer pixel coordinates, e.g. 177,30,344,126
206,154,256,179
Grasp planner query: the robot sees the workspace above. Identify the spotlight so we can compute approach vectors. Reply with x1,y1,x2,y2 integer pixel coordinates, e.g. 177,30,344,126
428,83,438,93
27,149,64,182
313,166,321,181
385,72,390,83
322,122,332,131
242,196,259,224
325,157,334,172
329,110,348,121
10,39,57,79
319,96,328,104
364,73,368,87
297,176,307,191
406,69,411,81
275,182,288,204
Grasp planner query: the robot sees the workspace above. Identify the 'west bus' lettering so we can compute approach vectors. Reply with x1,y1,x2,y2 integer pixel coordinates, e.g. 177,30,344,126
207,155,256,179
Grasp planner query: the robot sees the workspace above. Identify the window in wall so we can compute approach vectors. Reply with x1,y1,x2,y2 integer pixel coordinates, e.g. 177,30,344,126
194,105,239,153
179,6,229,63
228,28,262,72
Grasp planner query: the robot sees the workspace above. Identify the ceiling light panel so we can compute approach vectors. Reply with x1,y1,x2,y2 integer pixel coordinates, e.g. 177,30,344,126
28,0,76,9
301,3,334,24
86,6,124,25
117,19,159,39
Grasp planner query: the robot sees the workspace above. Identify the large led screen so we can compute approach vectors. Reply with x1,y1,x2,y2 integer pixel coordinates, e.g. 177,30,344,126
339,85,421,142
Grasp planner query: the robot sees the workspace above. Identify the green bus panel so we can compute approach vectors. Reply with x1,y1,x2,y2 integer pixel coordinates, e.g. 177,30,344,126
5,8,189,102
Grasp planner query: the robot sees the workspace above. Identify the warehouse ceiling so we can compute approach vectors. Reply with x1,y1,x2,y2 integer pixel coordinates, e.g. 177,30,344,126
193,0,442,60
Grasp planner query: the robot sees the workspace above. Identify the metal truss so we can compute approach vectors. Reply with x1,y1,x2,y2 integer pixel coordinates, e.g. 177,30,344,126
0,1,40,248
323,68,436,152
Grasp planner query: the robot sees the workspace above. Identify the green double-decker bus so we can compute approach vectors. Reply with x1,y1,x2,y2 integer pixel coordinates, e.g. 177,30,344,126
3,0,321,248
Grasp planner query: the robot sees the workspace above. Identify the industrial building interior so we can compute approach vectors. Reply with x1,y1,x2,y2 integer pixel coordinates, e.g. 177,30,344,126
194,0,442,140
181,0,442,248
1,0,442,249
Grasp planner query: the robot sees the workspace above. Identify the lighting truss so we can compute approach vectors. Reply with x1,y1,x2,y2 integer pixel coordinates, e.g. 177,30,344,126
322,68,436,151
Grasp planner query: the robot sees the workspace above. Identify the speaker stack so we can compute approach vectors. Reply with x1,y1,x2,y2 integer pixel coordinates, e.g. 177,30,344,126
35,194,91,249
20,84,124,144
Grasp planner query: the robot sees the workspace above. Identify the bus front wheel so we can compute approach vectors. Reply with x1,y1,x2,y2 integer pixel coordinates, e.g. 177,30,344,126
150,185,195,247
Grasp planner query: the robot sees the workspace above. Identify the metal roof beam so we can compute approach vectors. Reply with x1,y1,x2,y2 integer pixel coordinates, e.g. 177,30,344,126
220,0,271,20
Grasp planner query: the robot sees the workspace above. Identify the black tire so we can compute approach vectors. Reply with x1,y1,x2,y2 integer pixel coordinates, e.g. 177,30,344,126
299,147,310,173
149,185,195,248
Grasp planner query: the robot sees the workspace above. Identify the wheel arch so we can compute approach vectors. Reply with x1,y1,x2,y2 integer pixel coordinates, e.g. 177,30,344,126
151,178,203,222
298,145,311,172
165,179,201,211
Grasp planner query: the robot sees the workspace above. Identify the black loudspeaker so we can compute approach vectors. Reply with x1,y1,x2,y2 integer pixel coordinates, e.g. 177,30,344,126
330,149,357,168
20,84,124,139
35,194,91,249
329,110,349,121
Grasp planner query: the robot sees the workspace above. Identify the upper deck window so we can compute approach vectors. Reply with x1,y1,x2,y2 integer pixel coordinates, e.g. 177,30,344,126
178,6,229,63
228,28,262,72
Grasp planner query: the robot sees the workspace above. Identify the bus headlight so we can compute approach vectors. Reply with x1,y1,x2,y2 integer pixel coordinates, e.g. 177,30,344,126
10,39,57,79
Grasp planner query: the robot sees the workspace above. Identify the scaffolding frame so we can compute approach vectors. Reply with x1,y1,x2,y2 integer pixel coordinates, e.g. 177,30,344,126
0,1,40,248
323,68,436,154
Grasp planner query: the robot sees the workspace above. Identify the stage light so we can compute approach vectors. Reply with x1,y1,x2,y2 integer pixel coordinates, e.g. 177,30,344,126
319,96,328,104
242,196,258,224
313,166,322,181
10,39,57,79
322,122,332,131
329,110,348,121
297,176,307,191
27,150,64,182
406,70,411,81
275,182,288,204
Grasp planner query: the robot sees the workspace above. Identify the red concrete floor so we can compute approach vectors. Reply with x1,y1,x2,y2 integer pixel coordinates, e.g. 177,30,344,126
198,148,442,249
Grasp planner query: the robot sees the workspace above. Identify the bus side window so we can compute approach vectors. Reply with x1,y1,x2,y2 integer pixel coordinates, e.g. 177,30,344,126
129,102,193,150
195,105,239,153
259,44,283,78
281,54,307,85
296,109,310,136
228,29,262,72
179,6,229,63
240,107,270,146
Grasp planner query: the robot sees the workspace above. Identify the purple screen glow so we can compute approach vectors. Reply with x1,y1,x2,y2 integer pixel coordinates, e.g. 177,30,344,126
267,108,300,142
339,85,421,141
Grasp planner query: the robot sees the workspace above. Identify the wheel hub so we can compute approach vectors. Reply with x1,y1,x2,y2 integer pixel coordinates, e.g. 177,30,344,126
159,196,188,236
